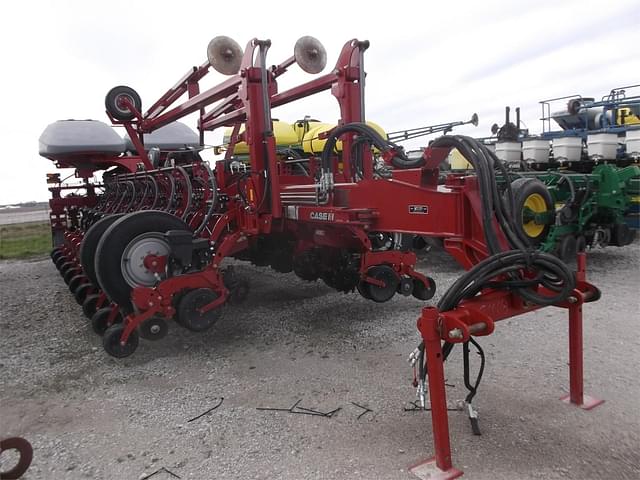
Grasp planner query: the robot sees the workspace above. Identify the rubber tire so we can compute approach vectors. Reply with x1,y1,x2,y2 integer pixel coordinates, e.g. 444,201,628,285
95,211,190,311
0,436,33,479
509,177,554,246
105,85,142,122
60,261,75,275
558,235,577,263
55,255,68,270
68,274,87,294
103,323,139,358
176,288,223,332
82,294,101,319
412,276,436,301
80,214,124,287
63,267,82,285
74,283,94,305
362,265,399,303
91,307,123,336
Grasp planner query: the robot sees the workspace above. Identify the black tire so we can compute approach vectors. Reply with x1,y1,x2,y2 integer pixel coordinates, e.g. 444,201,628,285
82,294,101,319
509,178,554,246
91,307,123,336
558,235,577,263
362,265,399,303
176,288,223,332
60,261,75,276
105,85,142,122
356,280,372,300
68,274,87,294
55,255,68,270
0,436,33,479
412,276,436,301
79,214,124,287
95,211,190,311
103,323,139,358
74,283,94,305
575,235,587,253
51,248,64,262
63,267,82,285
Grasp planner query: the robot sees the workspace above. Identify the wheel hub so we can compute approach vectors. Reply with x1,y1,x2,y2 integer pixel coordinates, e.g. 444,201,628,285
121,232,171,288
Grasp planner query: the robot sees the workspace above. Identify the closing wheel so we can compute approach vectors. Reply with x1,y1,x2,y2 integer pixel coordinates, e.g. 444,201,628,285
362,265,399,303
412,276,436,301
95,211,190,310
177,288,223,332
55,255,68,270
68,274,87,294
575,235,587,253
82,293,101,319
59,261,75,275
103,323,139,358
51,248,64,262
91,307,123,336
138,317,168,341
74,283,94,305
510,178,554,246
80,213,125,288
63,267,81,285
105,85,142,122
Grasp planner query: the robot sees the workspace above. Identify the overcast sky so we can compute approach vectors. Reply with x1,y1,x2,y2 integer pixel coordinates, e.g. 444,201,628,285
0,0,638,204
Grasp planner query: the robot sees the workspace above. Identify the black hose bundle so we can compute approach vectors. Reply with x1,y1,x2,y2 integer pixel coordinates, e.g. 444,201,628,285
428,135,575,311
320,123,424,174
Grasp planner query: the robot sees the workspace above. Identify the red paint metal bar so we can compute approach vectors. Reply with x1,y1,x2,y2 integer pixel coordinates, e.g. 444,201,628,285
144,61,210,119
141,76,241,132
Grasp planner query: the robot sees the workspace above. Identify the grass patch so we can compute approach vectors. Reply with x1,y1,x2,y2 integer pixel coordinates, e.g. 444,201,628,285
0,221,52,259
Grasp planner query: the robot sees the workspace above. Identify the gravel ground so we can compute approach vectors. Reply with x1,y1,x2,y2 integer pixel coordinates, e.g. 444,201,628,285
1,244,639,479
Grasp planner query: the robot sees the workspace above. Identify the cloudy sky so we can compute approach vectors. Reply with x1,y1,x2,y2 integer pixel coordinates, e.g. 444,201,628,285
0,0,638,204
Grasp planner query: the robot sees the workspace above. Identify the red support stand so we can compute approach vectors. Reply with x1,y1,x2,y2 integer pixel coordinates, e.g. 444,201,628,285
409,313,463,480
560,254,604,410
411,253,603,479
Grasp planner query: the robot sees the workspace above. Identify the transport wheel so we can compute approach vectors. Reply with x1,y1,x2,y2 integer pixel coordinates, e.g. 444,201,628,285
80,214,124,288
510,178,554,246
0,436,33,479
74,283,94,305
362,265,399,303
138,317,168,341
68,274,87,294
82,294,101,319
63,267,81,285
176,288,222,332
91,307,123,336
412,276,436,301
103,324,139,358
95,211,189,310
105,85,142,122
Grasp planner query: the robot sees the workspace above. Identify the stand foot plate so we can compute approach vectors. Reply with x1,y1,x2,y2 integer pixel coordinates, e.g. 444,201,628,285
560,394,605,410
409,457,463,480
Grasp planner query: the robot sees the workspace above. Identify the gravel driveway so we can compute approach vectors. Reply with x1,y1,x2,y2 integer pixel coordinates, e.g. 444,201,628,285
1,244,639,479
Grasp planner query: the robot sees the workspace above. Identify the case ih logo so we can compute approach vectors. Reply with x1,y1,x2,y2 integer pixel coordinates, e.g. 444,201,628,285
309,211,335,221
409,205,429,214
